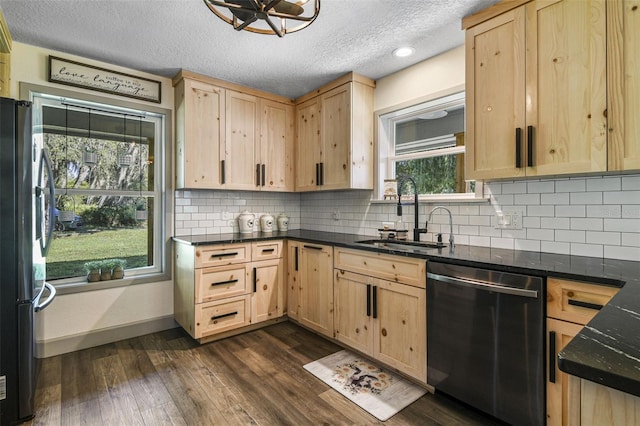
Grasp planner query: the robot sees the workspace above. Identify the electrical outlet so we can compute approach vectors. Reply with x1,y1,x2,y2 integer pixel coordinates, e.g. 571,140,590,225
332,210,340,221
495,210,523,229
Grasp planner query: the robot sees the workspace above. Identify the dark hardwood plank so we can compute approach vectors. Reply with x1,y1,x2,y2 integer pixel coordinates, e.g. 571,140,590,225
32,321,500,426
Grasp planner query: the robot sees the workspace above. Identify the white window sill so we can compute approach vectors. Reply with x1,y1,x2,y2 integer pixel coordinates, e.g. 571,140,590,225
371,193,490,204
50,271,171,295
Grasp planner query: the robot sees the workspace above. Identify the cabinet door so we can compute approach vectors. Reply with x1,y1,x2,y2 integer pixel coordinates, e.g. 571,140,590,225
298,243,334,337
547,318,583,426
320,84,352,189
251,258,284,324
177,79,225,189
374,279,426,382
608,0,640,171
225,90,259,190
296,97,322,191
579,378,640,425
260,99,295,191
334,269,373,355
527,0,607,176
465,7,526,180
286,241,300,320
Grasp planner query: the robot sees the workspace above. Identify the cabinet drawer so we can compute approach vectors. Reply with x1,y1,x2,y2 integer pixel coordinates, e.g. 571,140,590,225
334,248,426,288
195,243,250,268
547,278,619,325
252,240,283,261
195,295,250,338
195,264,250,303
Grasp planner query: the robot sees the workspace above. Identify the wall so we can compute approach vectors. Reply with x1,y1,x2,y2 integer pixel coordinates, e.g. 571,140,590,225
11,42,176,356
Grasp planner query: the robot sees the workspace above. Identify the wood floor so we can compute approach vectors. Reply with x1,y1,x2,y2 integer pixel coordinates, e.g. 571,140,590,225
27,321,499,425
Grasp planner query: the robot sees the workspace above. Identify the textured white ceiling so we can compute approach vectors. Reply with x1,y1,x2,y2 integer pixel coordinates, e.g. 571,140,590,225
0,0,498,99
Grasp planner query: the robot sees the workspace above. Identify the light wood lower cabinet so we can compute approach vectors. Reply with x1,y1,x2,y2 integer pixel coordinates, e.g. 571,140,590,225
296,243,334,338
286,240,301,320
574,376,640,425
174,240,284,342
334,248,427,383
546,277,621,425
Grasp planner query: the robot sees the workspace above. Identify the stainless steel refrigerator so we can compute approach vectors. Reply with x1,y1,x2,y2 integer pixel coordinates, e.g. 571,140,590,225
0,97,56,424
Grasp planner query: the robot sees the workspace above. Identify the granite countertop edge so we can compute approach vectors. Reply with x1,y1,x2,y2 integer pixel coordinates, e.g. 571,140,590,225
173,230,640,397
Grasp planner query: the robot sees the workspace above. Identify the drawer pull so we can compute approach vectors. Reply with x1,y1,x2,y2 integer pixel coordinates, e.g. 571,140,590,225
527,125,534,167
366,284,372,317
253,267,257,293
221,160,226,184
210,252,239,258
212,311,238,321
210,279,238,287
515,127,523,168
549,331,556,383
303,245,323,250
372,285,378,319
261,248,275,253
294,246,299,271
568,299,603,311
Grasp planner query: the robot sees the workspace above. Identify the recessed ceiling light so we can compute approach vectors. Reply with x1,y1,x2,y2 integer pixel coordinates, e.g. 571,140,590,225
393,47,415,58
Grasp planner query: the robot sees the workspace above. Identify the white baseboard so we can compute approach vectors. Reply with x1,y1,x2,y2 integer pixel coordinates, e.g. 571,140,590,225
36,315,178,358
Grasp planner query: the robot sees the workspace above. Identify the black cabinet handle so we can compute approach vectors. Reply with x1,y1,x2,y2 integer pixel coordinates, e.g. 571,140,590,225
315,163,320,186
210,252,238,258
256,163,261,186
366,284,372,317
212,311,237,321
549,331,556,383
515,127,522,168
319,162,324,185
221,160,226,184
253,267,257,293
568,299,603,311
294,246,299,271
303,245,323,250
372,286,378,319
261,164,266,186
210,279,238,287
527,125,534,167
261,248,275,253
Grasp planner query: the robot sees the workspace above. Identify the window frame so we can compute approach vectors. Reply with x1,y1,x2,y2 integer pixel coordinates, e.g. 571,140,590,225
375,91,485,202
21,82,173,294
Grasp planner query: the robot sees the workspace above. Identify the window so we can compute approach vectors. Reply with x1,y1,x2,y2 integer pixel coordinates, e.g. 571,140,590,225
378,92,482,200
30,91,168,286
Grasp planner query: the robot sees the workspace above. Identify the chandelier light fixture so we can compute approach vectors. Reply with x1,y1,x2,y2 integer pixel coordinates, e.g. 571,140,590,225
203,0,320,37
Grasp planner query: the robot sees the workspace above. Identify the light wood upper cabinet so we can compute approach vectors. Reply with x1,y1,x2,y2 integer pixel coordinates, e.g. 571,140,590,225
225,90,259,190
295,73,375,192
465,0,608,180
175,78,225,189
0,11,11,98
260,99,295,191
607,0,640,171
295,96,322,191
174,71,295,191
297,243,334,338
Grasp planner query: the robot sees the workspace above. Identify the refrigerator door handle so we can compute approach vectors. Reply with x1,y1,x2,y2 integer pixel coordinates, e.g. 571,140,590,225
34,282,56,312
37,149,55,257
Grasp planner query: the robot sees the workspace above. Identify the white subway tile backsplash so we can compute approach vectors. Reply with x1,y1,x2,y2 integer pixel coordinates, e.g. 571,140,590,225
555,205,586,218
604,191,640,205
555,230,586,244
570,192,602,205
571,243,603,258
604,246,640,261
174,175,640,261
555,179,585,193
570,218,603,231
541,193,569,205
527,181,555,193
540,217,570,229
586,231,621,245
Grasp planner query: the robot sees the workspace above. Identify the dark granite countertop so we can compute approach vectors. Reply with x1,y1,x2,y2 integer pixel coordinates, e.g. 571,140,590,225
173,229,640,397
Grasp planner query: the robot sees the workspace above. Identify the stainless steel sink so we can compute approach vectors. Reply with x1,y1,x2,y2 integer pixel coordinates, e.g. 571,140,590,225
355,239,446,251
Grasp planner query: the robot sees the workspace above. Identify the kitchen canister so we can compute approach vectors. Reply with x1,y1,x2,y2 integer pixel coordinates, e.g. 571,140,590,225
238,210,255,233
260,213,274,233
277,213,289,231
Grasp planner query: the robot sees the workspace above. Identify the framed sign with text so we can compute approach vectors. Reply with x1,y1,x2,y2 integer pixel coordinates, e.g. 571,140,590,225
48,56,161,103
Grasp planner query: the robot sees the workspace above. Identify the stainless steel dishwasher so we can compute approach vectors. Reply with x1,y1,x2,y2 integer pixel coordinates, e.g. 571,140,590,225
427,262,544,426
